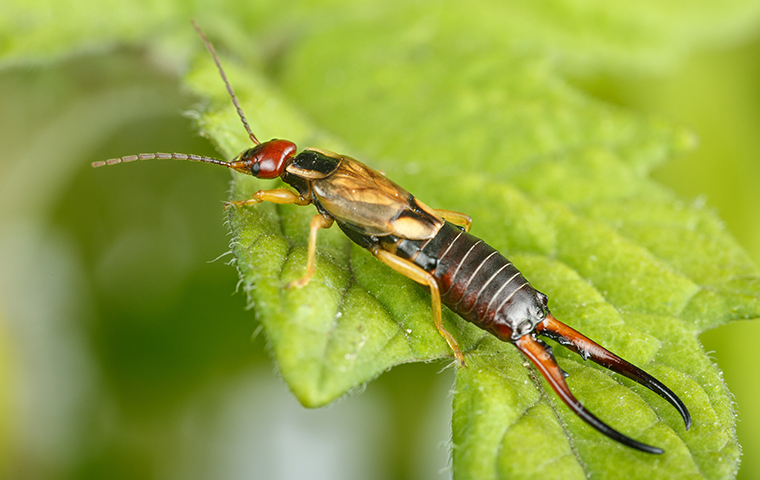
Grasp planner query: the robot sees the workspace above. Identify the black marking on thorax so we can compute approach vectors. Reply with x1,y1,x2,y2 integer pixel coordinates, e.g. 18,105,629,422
288,150,341,177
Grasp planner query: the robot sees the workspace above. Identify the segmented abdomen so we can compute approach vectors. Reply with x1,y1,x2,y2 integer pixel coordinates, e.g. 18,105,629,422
419,222,542,338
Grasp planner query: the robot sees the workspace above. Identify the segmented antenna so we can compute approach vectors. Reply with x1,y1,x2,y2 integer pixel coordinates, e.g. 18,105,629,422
91,153,232,169
91,22,262,170
191,20,260,146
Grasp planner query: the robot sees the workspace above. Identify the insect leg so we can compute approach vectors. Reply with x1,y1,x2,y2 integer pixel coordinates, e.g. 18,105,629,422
514,334,665,454
433,210,472,232
536,314,691,429
286,214,334,289
224,188,311,209
371,248,466,366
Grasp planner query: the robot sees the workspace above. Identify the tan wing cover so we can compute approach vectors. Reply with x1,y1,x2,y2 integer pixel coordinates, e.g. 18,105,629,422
311,156,443,240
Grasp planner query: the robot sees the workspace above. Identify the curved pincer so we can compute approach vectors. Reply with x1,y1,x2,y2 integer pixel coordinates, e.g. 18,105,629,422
514,333,666,454
536,314,691,430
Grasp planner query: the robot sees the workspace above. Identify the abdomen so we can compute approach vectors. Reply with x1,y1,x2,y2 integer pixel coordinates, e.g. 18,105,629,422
418,223,546,341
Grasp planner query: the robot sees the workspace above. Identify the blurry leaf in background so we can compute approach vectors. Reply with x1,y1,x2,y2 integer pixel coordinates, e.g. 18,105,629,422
1,0,760,480
0,224,97,477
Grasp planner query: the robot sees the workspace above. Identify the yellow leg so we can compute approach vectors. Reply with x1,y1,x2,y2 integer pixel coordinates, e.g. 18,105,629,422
371,247,466,366
286,214,334,289
224,188,311,209
434,209,472,232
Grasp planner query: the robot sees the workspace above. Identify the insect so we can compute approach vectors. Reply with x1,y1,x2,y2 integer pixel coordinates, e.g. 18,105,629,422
93,21,691,454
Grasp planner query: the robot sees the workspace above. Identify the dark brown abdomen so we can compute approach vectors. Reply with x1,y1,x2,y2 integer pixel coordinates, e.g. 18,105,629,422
418,222,545,340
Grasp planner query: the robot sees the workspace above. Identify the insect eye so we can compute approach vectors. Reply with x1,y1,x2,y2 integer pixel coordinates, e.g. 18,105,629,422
250,162,260,176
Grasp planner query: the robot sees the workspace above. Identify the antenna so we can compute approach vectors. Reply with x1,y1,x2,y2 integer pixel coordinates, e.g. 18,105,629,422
92,21,262,170
91,152,233,169
191,20,260,146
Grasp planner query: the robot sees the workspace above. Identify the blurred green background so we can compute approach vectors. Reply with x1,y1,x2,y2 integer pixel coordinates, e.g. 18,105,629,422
1,2,760,479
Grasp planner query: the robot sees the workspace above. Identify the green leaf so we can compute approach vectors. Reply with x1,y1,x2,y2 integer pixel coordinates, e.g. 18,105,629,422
181,3,760,479
7,0,760,478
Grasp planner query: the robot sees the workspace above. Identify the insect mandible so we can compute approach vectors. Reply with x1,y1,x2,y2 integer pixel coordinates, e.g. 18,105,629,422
92,21,691,454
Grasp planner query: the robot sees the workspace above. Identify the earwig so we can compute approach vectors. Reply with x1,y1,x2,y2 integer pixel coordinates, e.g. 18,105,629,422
93,21,691,454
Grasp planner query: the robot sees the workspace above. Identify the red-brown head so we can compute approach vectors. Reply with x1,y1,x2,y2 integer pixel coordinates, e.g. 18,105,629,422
92,27,300,178
228,139,297,179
